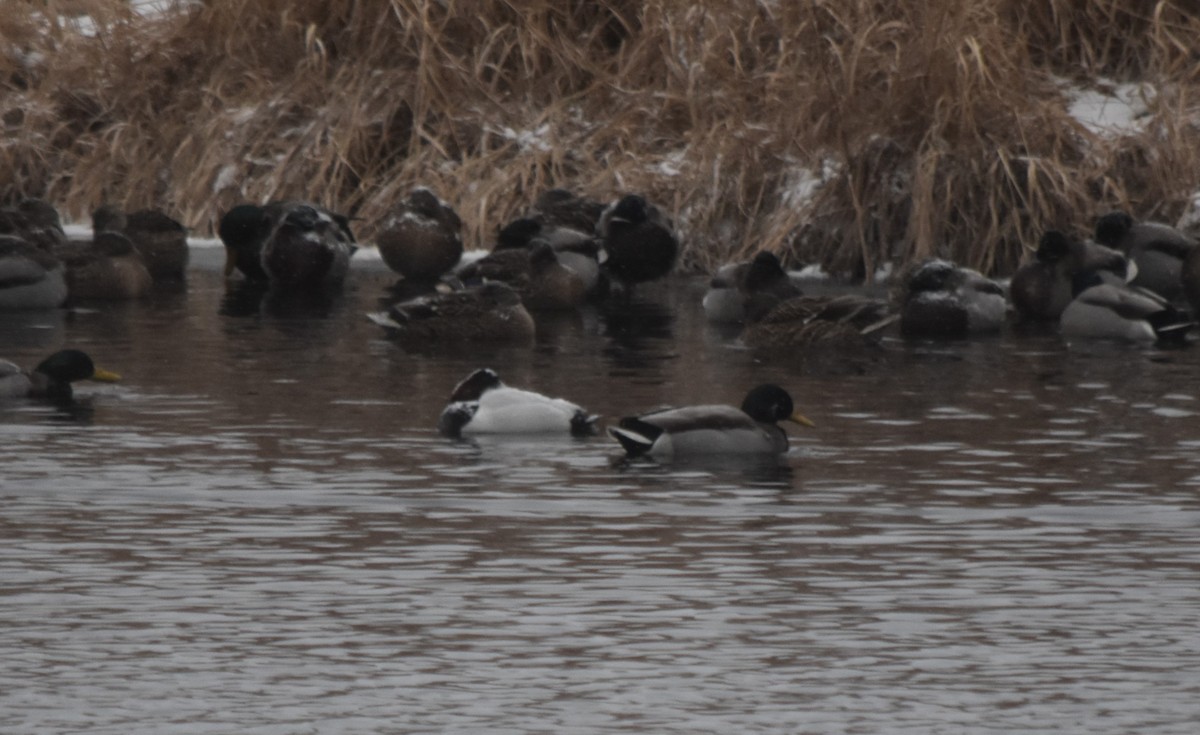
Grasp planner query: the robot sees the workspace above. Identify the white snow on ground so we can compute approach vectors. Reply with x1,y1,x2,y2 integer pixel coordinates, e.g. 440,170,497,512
1062,78,1153,138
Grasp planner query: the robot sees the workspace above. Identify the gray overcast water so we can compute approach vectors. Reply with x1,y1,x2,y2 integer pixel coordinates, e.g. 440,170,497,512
2,248,1199,734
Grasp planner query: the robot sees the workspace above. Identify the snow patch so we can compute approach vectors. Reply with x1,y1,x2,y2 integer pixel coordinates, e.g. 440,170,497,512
1063,79,1153,137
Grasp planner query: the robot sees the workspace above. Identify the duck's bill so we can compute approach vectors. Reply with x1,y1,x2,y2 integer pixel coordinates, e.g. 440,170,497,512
789,411,816,428
91,368,121,383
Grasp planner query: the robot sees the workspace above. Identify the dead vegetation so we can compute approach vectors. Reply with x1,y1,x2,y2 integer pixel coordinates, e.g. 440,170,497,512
3,0,1200,277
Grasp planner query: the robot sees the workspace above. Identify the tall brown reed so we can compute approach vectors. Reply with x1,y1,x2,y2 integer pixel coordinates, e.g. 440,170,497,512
3,0,1200,277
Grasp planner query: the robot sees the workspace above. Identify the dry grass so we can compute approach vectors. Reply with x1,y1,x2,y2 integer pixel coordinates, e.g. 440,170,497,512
3,0,1200,277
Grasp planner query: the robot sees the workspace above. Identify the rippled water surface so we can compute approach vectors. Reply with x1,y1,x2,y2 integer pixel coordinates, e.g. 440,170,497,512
3,249,1200,734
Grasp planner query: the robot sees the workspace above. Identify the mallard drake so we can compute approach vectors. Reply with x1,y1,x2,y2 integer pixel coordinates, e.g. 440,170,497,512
597,194,679,290
376,188,463,282
898,259,1006,338
437,367,598,437
0,234,68,310
1010,231,1130,322
0,349,120,401
703,251,804,324
93,207,189,281
367,281,536,343
1060,270,1192,343
742,293,894,349
608,384,814,458
219,202,355,288
62,231,153,301
1094,211,1196,302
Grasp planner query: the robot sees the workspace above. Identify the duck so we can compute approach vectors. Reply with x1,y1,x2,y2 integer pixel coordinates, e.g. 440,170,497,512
1010,230,1131,322
496,216,603,296
219,201,355,288
0,349,120,401
0,234,68,310
608,383,814,458
1094,210,1196,302
93,205,189,281
529,188,606,233
218,203,273,282
10,198,68,254
366,281,536,343
596,194,679,291
1060,269,1193,343
702,251,804,324
741,293,895,350
437,368,598,437
375,188,463,282
898,259,1006,338
457,240,588,311
61,231,153,301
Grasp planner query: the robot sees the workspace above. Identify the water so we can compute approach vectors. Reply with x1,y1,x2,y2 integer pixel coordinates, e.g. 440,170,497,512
2,247,1200,734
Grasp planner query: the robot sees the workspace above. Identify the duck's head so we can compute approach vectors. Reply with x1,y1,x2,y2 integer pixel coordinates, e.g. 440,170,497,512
741,384,815,428
743,251,789,291
609,194,649,225
33,349,120,400
448,368,504,402
92,204,127,234
18,199,63,230
1036,230,1072,264
497,218,543,250
1095,211,1134,248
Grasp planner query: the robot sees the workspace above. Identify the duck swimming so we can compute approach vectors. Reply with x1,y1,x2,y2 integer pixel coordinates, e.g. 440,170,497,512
0,349,120,401
1094,210,1196,302
703,251,804,324
1060,269,1192,343
437,368,598,437
62,231,153,301
608,384,814,457
0,234,68,310
93,206,189,281
367,281,536,343
898,259,1006,338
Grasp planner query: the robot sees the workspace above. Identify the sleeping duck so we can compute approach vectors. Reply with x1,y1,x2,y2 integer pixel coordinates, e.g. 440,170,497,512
1060,269,1193,343
741,293,895,350
93,206,189,281
457,241,588,311
597,194,679,291
0,349,120,401
367,281,536,343
1010,230,1130,322
608,384,814,458
0,235,68,310
703,251,804,324
376,188,463,282
898,259,1006,338
219,201,355,289
1094,210,1196,302
62,231,153,301
437,368,598,437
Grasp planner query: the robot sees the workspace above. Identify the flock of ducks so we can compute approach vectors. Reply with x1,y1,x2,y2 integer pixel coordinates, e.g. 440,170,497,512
2,188,1198,458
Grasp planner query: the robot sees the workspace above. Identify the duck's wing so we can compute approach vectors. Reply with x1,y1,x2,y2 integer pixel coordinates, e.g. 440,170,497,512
1076,283,1167,318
